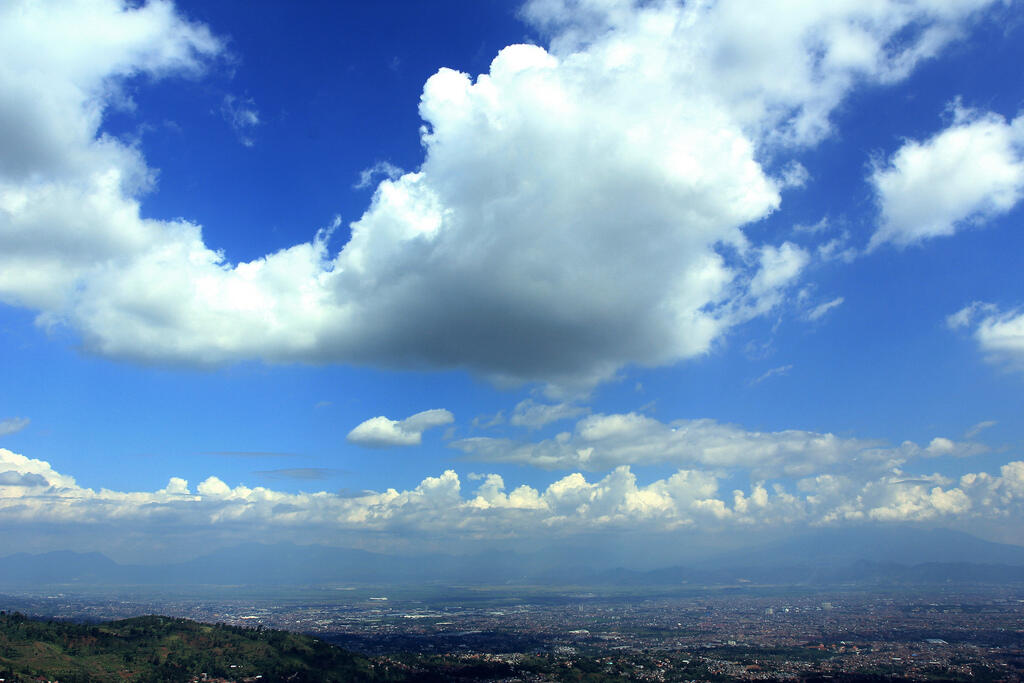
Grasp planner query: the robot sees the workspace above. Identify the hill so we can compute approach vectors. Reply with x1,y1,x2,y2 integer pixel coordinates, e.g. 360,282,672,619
0,611,384,682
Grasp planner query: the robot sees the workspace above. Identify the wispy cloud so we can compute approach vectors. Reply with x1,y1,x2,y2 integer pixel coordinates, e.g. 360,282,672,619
965,420,997,438
750,364,793,386
0,417,30,437
452,412,989,481
255,468,344,481
948,303,1024,371
794,216,829,234
355,161,402,189
221,94,260,147
807,297,844,321
510,399,587,429
203,451,299,458
472,412,505,430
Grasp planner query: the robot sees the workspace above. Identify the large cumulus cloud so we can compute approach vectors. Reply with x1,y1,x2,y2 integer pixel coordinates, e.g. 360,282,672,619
0,0,1002,388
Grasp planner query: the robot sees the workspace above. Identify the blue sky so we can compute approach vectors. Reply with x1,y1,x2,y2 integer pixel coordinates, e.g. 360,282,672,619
1,0,1024,564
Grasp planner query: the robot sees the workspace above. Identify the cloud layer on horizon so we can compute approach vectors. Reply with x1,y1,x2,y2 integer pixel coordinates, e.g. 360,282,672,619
0,442,1022,557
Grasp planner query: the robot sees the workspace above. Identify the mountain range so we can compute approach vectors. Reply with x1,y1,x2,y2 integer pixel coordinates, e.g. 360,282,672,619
2,526,1023,588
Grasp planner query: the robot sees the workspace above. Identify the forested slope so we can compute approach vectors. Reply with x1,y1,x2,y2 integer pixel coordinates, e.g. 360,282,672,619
0,611,384,682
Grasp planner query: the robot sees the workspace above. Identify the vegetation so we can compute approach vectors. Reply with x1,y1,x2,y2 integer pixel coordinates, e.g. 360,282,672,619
0,611,766,682
0,611,383,682
0,609,1009,682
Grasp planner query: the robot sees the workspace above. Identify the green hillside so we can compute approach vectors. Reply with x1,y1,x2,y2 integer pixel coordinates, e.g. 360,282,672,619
0,611,384,682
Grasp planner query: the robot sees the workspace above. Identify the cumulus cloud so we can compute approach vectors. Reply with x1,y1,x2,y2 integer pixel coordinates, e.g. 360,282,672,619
509,399,587,429
923,436,988,458
0,417,30,437
799,471,974,524
869,105,1024,249
0,448,77,490
0,470,49,487
347,409,455,448
948,302,1024,372
526,0,995,146
452,413,986,479
0,0,1000,388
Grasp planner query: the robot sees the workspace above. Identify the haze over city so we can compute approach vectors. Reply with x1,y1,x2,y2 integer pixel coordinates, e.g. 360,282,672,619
2,0,1024,570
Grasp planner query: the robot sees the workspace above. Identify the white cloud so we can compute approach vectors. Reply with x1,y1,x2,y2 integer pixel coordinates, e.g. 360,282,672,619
0,0,221,314
0,0,999,388
864,478,972,522
869,105,1024,249
0,448,77,490
794,217,829,234
197,475,233,498
965,420,996,438
926,437,955,456
509,399,587,429
750,364,792,386
526,0,995,147
922,436,986,458
347,408,455,448
948,302,1024,372
1,446,1023,555
472,411,505,429
747,243,810,314
778,161,810,188
947,301,996,330
221,94,260,147
807,296,844,321
0,417,30,437
816,232,857,263
452,412,980,479
355,161,403,189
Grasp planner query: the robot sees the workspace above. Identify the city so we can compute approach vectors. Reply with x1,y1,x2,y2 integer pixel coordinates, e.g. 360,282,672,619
3,584,1022,680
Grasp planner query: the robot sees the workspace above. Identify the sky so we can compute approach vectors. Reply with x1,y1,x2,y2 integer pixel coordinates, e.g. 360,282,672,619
1,0,1024,565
